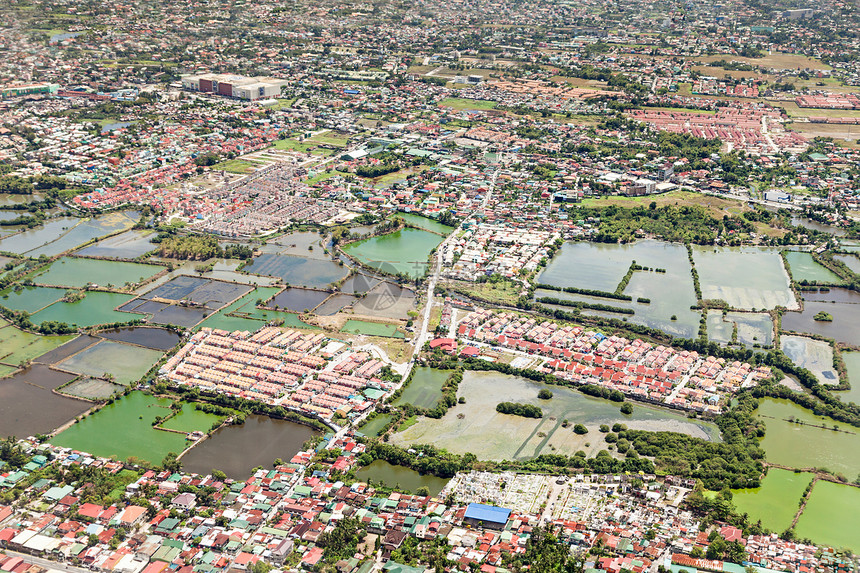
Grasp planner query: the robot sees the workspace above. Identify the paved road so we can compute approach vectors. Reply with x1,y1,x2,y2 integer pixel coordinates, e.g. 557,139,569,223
1,549,90,573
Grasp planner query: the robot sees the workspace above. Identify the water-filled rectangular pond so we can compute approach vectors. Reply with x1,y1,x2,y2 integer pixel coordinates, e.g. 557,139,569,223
394,368,450,409
57,340,164,385
731,468,813,533
783,251,842,284
32,257,161,288
693,246,795,310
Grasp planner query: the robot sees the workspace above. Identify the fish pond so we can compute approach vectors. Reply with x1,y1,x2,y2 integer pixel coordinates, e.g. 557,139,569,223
244,254,348,288
342,228,443,279
392,371,719,461
780,335,837,385
56,340,164,385
32,257,161,288
75,230,155,259
31,291,137,327
358,414,394,437
51,392,220,465
692,246,795,310
95,326,181,351
756,398,860,479
706,311,773,348
180,415,318,480
833,253,860,274
0,212,138,257
355,460,449,495
781,298,860,345
0,365,89,438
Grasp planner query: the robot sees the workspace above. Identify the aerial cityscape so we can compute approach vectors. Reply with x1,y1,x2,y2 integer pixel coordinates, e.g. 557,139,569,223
0,0,859,571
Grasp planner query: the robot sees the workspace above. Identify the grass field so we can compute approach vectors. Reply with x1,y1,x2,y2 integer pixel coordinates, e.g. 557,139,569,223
212,159,260,174
455,279,524,306
265,98,295,110
307,132,349,147
642,106,717,115
694,53,830,71
439,97,497,111
782,101,860,119
548,76,609,89
788,122,860,145
581,190,750,218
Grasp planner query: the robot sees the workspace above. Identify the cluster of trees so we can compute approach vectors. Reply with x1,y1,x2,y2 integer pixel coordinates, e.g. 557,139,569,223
496,402,543,418
535,296,634,315
155,234,253,260
0,305,77,335
581,204,725,244
363,442,473,478
535,282,632,301
317,518,364,562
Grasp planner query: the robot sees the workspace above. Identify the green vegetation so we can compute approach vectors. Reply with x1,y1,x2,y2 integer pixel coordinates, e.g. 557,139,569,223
538,389,553,400
813,311,833,322
154,234,253,260
496,401,543,418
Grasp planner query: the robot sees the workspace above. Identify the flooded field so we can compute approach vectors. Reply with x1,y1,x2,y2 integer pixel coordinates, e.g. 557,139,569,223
392,371,719,461
342,228,443,279
51,392,214,464
263,232,327,258
355,460,448,495
95,326,181,351
32,257,161,288
353,283,416,320
783,251,842,284
266,288,330,312
538,241,701,338
0,212,139,257
781,300,860,344
75,230,155,258
394,367,449,409
539,241,634,292
398,213,454,235
836,352,860,405
731,468,813,533
314,294,357,315
833,253,860,274
757,398,860,478
794,480,860,552
0,319,76,368
340,319,404,338
340,271,384,294
61,378,124,400
56,340,164,385
245,254,348,288
706,311,773,348
31,291,137,327
180,415,317,479
780,335,837,385
692,246,795,310
148,305,212,328
0,365,89,437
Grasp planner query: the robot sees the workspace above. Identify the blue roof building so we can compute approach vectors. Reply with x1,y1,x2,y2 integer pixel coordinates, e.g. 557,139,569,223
463,503,511,530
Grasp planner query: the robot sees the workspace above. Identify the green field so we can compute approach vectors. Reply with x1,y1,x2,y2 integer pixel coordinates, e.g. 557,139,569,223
394,368,450,409
439,97,497,111
0,319,76,368
340,319,404,338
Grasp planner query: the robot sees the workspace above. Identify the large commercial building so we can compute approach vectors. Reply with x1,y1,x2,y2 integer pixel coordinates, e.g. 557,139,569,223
1,83,60,99
181,74,287,101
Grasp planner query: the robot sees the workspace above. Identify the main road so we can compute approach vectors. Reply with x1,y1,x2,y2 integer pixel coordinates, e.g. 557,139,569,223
1,549,91,573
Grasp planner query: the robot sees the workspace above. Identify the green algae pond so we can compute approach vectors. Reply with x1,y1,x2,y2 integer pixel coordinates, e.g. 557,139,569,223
0,319,76,368
783,251,842,284
342,228,442,279
398,213,454,235
358,414,393,437
51,392,220,464
340,319,404,338
0,286,66,313
32,257,162,288
794,480,860,552
836,351,860,405
160,402,228,433
394,367,450,409
392,371,719,461
355,460,449,495
757,398,860,478
731,468,813,533
31,291,137,327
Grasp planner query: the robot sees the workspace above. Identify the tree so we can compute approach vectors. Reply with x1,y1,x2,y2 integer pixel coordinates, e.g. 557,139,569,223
573,424,588,435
